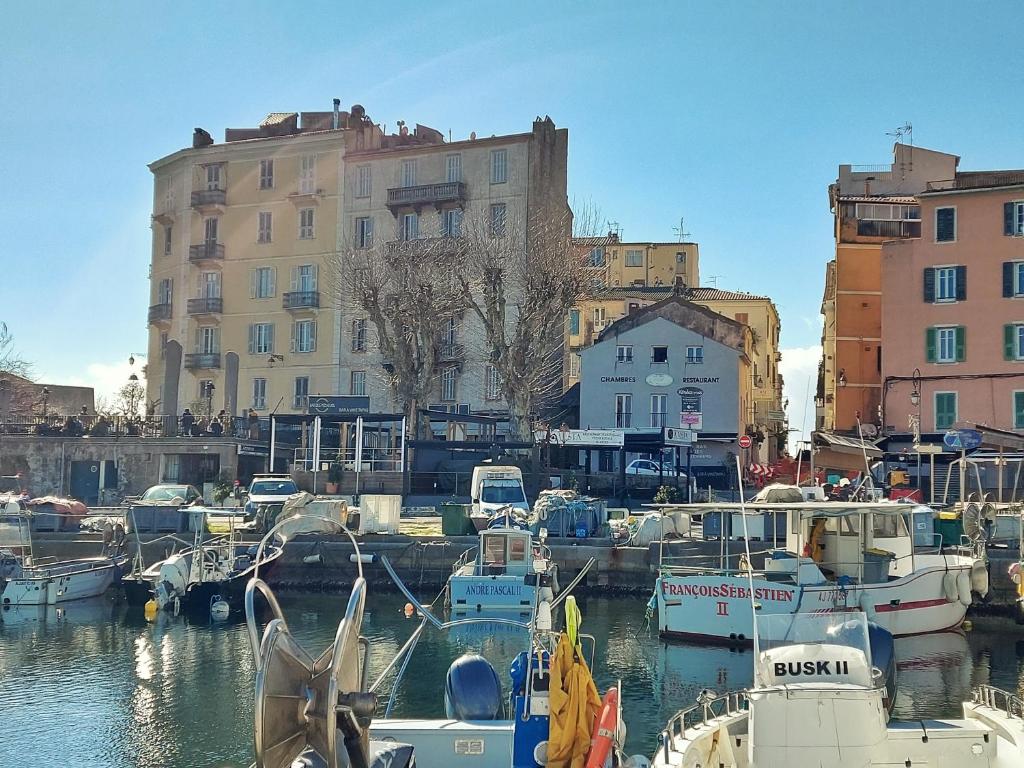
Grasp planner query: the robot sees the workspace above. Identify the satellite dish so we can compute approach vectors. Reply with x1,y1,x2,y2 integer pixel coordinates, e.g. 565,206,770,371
962,503,988,543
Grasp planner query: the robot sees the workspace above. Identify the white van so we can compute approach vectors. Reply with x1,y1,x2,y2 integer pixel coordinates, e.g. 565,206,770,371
470,465,529,517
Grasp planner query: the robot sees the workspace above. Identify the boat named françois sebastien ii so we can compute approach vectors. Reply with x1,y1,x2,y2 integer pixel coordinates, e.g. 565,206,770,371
655,499,988,644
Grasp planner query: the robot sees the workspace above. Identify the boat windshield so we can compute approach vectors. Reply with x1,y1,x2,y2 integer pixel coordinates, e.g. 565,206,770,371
754,612,872,688
481,481,526,504
249,480,298,495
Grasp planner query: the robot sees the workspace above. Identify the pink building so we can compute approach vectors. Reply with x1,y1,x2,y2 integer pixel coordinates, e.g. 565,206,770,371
882,172,1024,435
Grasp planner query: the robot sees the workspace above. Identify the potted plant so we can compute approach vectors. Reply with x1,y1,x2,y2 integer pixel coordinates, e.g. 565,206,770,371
326,458,343,495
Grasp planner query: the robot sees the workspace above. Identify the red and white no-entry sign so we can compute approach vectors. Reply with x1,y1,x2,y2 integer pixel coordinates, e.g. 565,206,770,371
738,435,752,449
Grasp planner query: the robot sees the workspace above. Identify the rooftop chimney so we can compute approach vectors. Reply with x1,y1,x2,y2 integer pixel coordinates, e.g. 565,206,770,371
332,98,340,130
193,128,214,148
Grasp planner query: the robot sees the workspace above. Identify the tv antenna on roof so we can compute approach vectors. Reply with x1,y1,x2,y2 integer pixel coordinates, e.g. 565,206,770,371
707,275,723,288
887,122,914,175
606,220,622,238
673,216,691,243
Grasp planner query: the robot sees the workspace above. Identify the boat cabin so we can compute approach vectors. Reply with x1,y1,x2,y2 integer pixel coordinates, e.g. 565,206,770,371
474,528,534,577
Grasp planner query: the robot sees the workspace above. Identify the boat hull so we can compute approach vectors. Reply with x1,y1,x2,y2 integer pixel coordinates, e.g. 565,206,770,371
657,562,973,643
448,574,536,613
1,558,119,606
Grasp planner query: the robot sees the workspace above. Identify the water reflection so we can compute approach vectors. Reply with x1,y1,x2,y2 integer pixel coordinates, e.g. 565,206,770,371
2,593,1024,766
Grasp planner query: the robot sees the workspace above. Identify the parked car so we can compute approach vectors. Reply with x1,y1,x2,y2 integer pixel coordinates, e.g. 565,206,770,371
139,483,204,505
625,459,686,478
243,474,299,521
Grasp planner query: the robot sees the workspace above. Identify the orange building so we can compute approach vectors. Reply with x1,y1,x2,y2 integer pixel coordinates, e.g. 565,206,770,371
819,143,958,433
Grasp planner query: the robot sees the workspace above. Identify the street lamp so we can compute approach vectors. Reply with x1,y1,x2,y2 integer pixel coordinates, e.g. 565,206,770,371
204,381,216,420
40,386,50,420
910,368,921,408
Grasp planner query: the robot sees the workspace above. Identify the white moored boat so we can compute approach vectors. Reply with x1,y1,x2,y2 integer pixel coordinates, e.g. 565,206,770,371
655,500,988,644
652,610,1024,768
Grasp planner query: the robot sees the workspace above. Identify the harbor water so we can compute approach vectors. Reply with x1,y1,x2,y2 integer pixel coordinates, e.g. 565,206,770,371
2,592,1023,766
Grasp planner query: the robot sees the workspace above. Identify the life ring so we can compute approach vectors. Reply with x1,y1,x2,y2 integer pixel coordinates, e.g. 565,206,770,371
942,572,959,603
585,687,619,768
956,571,972,607
1008,562,1020,586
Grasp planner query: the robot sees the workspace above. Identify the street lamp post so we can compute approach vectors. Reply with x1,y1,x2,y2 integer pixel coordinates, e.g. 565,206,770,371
910,368,922,497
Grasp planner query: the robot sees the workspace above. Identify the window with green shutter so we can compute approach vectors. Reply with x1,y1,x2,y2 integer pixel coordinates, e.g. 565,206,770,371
925,327,937,362
1014,392,1024,429
935,392,957,430
936,207,956,242
955,325,966,361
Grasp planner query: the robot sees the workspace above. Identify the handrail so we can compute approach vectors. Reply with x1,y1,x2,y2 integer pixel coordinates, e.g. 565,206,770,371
973,684,1024,718
660,690,749,761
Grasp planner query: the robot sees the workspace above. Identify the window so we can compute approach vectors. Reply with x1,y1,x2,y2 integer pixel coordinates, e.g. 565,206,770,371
490,149,508,184
485,365,501,400
446,154,462,183
651,394,667,428
616,345,633,363
204,217,219,244
401,159,417,188
163,225,172,256
252,267,276,298
1005,202,1024,237
593,307,606,323
252,378,267,410
442,317,458,348
927,326,965,363
299,155,316,194
197,326,219,354
258,211,272,243
206,164,222,190
293,377,309,410
615,394,632,428
652,346,668,363
569,353,580,379
350,371,367,396
588,247,605,267
490,204,506,238
248,323,274,354
355,216,373,249
1008,262,1024,297
293,264,317,293
676,251,686,264
936,207,956,242
352,318,367,351
855,203,920,221
1004,324,1024,361
936,267,956,301
199,271,221,298
157,278,173,305
569,309,580,335
292,319,316,353
441,367,457,401
442,208,462,237
935,392,957,430
259,159,274,190
1015,391,1024,430
198,379,213,400
401,212,419,241
686,345,704,364
625,249,643,267
298,207,315,239
356,165,371,197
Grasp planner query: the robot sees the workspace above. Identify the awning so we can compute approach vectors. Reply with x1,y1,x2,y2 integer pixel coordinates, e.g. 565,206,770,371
971,424,1024,451
813,431,883,458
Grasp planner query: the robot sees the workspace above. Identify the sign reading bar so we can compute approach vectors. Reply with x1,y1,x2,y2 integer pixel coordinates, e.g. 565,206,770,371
307,395,371,415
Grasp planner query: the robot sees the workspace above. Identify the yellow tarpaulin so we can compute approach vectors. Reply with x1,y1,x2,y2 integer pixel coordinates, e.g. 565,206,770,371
547,597,601,768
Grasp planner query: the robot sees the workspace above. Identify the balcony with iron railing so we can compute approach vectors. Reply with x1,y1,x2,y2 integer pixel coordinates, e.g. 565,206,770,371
187,297,223,316
189,242,225,263
148,303,172,324
386,181,466,212
190,188,227,212
283,290,320,310
855,219,921,238
184,353,221,370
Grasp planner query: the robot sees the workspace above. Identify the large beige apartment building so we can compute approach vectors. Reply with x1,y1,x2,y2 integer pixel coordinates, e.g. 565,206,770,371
146,104,567,426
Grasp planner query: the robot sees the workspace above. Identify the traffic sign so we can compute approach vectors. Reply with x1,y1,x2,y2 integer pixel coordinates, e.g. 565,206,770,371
943,429,983,451
738,435,752,449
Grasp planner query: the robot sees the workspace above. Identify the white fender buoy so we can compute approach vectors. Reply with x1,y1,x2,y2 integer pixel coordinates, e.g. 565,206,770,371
943,572,959,603
858,590,876,620
957,570,973,607
972,561,990,597
210,597,230,621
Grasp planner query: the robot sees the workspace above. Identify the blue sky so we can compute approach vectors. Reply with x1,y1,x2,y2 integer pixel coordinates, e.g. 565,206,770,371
2,1,1022,438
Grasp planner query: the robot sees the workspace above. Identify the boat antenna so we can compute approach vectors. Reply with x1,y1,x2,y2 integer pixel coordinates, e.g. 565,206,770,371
734,455,760,660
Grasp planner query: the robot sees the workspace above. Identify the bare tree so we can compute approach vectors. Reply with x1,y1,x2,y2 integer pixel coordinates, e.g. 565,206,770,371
114,381,146,420
456,203,608,439
0,322,36,422
333,237,466,437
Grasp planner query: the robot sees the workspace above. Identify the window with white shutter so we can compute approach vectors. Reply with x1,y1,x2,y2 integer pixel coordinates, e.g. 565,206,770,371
293,320,316,353
259,159,274,190
446,154,462,183
356,165,371,197
352,318,367,351
258,211,272,243
355,217,373,249
401,159,417,188
299,155,316,194
298,208,315,239
441,367,457,401
252,378,267,409
350,371,367,396
251,267,276,298
490,149,507,184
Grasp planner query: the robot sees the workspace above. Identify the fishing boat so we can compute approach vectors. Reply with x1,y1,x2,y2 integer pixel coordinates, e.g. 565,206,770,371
121,507,282,617
447,523,561,614
0,509,127,607
654,500,989,644
243,514,637,768
651,610,1024,767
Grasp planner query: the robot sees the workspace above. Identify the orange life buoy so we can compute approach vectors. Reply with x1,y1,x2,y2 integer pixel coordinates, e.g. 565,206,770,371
585,686,618,768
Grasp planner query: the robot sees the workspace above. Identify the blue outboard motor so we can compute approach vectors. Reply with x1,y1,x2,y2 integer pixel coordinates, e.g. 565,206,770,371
445,654,503,720
509,651,551,768
867,621,898,714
